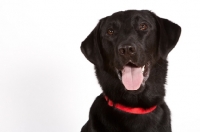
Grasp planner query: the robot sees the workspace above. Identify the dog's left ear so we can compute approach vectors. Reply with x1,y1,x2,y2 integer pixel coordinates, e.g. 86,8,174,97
156,16,181,59
81,19,104,67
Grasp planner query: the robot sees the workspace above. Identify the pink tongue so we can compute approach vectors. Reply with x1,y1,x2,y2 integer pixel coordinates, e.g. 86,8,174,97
122,66,143,90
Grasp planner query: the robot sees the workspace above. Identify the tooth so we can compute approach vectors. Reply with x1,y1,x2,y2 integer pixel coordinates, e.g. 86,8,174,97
116,69,122,80
141,66,145,72
117,71,121,80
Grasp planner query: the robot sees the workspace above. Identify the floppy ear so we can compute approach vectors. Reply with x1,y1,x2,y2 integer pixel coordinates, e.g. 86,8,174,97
81,20,103,67
156,17,181,59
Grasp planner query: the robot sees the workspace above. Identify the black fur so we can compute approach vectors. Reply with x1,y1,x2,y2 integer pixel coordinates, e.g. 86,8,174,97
81,10,181,132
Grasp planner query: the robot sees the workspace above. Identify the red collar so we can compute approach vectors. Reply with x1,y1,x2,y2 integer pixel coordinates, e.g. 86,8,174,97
105,96,157,114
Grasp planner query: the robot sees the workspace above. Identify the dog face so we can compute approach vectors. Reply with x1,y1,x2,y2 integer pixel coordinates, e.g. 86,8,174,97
81,10,181,107
100,11,158,91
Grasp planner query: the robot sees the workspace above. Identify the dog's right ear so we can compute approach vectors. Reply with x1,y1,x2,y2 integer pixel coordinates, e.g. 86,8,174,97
81,19,104,67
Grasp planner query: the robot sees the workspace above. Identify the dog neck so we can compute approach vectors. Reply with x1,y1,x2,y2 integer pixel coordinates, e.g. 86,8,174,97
104,96,157,114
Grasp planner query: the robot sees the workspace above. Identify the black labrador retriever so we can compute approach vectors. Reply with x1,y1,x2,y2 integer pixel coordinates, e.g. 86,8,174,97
80,10,181,132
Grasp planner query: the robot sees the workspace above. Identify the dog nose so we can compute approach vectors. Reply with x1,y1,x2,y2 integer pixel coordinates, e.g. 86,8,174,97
118,45,135,56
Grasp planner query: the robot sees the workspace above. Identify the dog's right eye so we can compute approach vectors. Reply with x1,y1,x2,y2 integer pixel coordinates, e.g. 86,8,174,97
107,29,114,35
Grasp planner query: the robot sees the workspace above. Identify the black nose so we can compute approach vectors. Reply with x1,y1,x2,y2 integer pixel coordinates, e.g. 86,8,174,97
118,45,135,56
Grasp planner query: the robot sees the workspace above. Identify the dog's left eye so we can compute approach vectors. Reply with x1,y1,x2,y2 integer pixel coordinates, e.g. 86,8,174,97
139,23,148,31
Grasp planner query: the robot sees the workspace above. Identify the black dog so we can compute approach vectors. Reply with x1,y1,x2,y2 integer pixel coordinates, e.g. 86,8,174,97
80,10,181,132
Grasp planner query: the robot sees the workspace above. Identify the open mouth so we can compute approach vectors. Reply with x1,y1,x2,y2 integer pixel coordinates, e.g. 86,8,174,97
116,62,150,91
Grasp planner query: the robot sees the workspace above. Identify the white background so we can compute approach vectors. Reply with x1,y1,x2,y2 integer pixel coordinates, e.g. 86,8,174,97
0,0,200,132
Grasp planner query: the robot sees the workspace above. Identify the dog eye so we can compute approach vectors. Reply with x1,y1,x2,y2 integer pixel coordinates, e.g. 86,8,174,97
107,29,114,35
139,23,148,31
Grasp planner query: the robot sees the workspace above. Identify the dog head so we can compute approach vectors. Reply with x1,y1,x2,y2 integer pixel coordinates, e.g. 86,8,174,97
81,10,181,107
